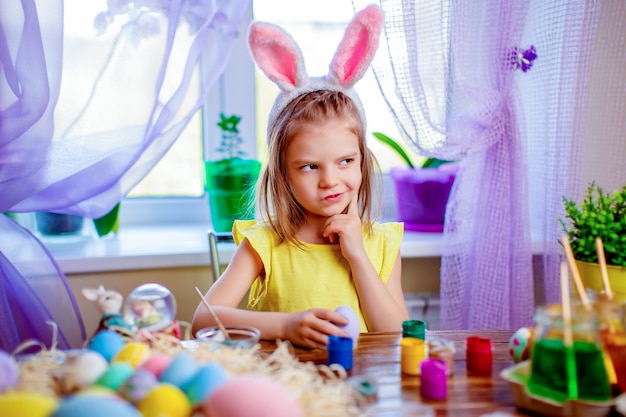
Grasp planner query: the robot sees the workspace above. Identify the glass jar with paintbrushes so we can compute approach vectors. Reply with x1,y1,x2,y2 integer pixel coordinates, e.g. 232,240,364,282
527,302,611,402
589,237,626,393
564,235,626,393
527,248,612,403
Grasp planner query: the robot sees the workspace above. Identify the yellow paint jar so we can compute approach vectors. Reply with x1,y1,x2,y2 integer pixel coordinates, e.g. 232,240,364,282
401,337,426,375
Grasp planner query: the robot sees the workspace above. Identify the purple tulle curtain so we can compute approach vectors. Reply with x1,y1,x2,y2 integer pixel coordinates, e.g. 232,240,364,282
0,0,250,351
354,0,600,329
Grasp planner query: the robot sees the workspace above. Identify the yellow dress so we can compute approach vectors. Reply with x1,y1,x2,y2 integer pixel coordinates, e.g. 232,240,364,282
233,220,403,332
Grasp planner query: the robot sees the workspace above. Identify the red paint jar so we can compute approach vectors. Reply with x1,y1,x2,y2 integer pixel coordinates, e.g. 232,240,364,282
466,336,493,374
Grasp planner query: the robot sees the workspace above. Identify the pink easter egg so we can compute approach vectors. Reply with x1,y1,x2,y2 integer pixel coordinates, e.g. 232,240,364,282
138,354,171,379
200,375,304,417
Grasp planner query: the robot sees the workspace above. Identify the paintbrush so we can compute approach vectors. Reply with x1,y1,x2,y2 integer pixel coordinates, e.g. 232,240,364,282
195,286,231,341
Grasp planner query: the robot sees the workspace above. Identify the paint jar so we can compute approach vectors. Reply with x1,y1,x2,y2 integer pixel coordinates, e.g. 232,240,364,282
527,304,611,402
328,336,353,371
590,291,625,389
427,338,455,376
466,336,492,374
420,359,448,400
401,337,426,375
402,319,426,340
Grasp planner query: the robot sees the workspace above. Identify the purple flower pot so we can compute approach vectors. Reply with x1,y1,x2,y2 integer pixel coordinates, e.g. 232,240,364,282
390,164,458,232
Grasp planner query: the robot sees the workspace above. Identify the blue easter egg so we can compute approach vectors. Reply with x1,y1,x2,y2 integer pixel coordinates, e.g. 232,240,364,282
182,362,229,405
160,352,198,388
51,395,141,417
88,330,126,362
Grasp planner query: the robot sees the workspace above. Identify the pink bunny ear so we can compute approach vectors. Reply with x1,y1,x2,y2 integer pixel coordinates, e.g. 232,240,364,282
248,22,308,92
329,4,384,88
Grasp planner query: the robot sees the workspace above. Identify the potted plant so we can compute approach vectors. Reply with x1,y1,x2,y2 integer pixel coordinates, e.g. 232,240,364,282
205,114,261,233
560,181,626,299
373,132,458,232
35,212,85,236
33,203,120,238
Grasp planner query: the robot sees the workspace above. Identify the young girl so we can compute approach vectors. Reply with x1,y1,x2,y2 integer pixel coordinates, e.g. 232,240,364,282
192,5,409,350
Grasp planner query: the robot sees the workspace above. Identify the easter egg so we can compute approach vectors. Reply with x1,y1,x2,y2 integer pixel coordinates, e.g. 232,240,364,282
0,392,58,417
137,383,191,417
335,305,360,347
119,369,158,403
51,394,142,417
0,350,19,393
182,362,229,405
201,375,304,417
88,330,126,362
58,350,109,394
508,327,534,363
75,386,118,398
160,351,198,388
95,362,135,391
112,342,152,368
138,353,171,379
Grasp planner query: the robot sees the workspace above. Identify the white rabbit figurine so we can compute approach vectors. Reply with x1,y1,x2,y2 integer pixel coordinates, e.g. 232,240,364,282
82,285,133,334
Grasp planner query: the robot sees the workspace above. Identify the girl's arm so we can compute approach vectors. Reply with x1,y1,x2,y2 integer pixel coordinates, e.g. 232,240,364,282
323,197,409,331
191,238,348,349
347,250,409,331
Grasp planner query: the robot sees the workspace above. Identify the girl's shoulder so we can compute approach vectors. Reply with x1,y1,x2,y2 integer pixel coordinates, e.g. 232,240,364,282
370,221,404,240
233,220,276,245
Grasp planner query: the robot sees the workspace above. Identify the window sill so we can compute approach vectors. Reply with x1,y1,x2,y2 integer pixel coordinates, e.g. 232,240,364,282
45,224,443,274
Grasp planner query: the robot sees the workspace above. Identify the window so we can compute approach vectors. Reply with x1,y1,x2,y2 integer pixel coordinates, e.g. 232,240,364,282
62,0,205,201
134,0,410,196
59,1,413,227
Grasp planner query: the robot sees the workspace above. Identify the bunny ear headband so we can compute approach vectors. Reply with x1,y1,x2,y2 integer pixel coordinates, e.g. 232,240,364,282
248,4,384,141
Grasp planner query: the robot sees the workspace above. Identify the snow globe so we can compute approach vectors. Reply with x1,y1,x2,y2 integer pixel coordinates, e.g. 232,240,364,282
123,283,176,332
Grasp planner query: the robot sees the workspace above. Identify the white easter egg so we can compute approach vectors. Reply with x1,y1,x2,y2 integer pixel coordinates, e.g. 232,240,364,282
335,305,360,347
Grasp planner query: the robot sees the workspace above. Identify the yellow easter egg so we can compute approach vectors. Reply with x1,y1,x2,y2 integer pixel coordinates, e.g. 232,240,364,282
137,384,191,417
112,342,152,368
76,385,118,398
0,391,59,417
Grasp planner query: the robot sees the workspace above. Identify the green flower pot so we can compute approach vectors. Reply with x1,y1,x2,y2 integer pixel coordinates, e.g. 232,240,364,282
205,159,261,233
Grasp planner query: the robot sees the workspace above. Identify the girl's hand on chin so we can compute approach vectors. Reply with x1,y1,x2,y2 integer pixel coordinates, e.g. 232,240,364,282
322,195,364,258
284,308,349,350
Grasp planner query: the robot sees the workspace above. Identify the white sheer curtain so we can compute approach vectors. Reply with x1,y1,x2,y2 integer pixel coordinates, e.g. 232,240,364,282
354,0,606,329
0,0,250,351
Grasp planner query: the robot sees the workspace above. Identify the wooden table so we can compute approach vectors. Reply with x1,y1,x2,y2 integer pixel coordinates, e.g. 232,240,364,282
259,329,526,416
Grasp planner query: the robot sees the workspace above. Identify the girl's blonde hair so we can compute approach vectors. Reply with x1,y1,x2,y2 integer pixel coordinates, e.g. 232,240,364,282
257,90,381,245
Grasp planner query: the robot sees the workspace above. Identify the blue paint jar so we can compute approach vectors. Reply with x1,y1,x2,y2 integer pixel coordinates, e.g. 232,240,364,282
327,336,353,370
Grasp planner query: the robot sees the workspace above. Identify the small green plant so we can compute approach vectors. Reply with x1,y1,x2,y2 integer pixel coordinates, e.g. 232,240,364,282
372,132,452,169
216,113,246,160
93,202,120,237
560,182,626,267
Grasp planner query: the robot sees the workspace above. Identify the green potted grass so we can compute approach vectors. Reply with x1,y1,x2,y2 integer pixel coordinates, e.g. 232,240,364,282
560,181,626,299
205,114,261,233
373,132,457,232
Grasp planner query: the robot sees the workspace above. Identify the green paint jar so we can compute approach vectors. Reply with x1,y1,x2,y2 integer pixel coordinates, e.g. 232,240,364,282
402,319,426,340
